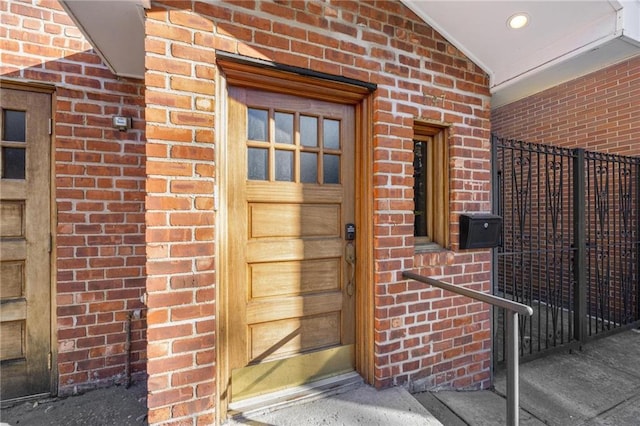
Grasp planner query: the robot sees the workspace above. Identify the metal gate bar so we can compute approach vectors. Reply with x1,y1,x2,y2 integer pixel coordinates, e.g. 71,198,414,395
492,136,640,364
584,151,640,337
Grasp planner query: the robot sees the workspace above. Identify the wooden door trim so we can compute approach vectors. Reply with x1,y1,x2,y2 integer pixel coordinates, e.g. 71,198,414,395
49,89,58,396
354,97,374,386
216,57,372,105
216,60,374,422
0,79,56,94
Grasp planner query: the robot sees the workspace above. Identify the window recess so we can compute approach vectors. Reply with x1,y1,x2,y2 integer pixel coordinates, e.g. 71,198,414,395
412,121,449,249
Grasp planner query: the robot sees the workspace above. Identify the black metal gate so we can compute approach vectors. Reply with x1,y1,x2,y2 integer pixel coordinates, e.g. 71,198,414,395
492,135,640,364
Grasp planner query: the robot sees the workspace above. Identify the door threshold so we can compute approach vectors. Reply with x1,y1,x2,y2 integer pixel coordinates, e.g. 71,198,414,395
1,392,51,409
227,371,363,419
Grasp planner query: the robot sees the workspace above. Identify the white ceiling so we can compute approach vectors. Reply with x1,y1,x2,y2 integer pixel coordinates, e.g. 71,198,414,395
405,0,640,106
60,0,640,108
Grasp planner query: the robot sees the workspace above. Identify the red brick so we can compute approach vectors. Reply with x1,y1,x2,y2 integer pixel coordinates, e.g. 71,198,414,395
146,125,193,142
170,75,215,95
147,386,193,408
147,323,193,343
169,10,213,31
195,349,215,366
146,20,192,43
196,380,215,398
169,111,214,127
146,259,193,275
147,291,193,308
169,180,214,194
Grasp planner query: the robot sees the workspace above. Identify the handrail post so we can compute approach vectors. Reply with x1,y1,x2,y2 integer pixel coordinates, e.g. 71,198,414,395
401,271,532,426
506,310,519,426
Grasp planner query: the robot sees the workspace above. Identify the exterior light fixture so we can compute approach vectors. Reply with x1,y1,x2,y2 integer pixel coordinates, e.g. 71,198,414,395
507,13,529,29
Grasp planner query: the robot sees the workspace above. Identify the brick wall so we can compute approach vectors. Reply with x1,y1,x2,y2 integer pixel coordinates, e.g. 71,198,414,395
492,55,640,155
1,0,147,395
145,1,492,424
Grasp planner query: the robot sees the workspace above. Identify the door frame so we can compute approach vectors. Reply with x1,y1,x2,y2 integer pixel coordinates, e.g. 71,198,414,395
215,57,374,422
0,79,57,401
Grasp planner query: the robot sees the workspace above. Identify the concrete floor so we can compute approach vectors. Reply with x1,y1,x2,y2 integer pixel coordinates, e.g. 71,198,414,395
414,328,640,425
3,328,638,425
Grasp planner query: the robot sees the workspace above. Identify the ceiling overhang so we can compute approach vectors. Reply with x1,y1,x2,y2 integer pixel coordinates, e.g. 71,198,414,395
60,0,640,108
405,1,640,107
59,0,148,80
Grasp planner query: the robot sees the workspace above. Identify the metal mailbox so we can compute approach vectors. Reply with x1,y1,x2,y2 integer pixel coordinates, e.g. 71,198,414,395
459,213,502,249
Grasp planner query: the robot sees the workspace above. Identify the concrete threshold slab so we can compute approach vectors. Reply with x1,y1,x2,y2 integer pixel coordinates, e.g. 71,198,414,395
226,382,442,426
228,372,364,418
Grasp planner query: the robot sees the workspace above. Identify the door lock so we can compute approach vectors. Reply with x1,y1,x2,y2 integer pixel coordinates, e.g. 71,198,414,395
345,223,356,241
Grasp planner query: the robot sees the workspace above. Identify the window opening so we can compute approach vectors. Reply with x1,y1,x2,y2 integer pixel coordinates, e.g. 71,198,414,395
413,121,449,249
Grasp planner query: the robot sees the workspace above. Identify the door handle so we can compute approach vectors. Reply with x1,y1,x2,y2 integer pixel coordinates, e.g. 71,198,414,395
345,242,356,296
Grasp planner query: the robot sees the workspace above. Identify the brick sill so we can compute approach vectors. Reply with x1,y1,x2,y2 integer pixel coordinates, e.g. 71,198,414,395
414,242,447,254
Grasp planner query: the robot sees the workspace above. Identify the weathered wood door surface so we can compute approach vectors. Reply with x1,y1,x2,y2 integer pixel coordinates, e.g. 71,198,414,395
1,88,51,400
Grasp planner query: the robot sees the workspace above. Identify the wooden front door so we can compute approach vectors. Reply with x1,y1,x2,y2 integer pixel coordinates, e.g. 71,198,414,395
226,87,356,402
1,87,52,400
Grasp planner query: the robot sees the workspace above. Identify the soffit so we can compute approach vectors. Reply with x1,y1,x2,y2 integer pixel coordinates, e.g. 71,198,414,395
59,0,640,108
59,0,147,80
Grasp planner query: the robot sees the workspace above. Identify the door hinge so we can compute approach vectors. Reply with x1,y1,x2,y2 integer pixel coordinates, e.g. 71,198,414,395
48,234,53,253
48,118,52,135
48,352,52,370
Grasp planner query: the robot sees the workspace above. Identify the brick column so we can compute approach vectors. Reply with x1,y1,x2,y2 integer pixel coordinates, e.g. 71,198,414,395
144,3,217,424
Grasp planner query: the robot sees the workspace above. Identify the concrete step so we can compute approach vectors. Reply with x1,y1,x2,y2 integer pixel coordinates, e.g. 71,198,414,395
226,380,442,426
413,329,640,426
413,389,544,426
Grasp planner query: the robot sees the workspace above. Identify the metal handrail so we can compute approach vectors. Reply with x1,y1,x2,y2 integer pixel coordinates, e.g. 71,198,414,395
402,271,533,426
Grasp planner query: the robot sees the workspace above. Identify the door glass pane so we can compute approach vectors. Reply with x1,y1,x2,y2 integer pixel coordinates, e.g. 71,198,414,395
323,119,340,150
3,110,26,142
300,115,318,147
301,152,318,183
323,154,340,184
248,108,268,141
2,147,26,180
413,141,428,237
248,148,268,180
275,150,293,182
274,112,293,144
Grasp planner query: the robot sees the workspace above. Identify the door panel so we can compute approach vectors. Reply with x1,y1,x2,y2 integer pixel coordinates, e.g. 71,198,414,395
0,88,51,400
246,238,343,263
227,87,355,402
250,259,340,298
249,203,341,238
249,312,340,362
246,293,344,324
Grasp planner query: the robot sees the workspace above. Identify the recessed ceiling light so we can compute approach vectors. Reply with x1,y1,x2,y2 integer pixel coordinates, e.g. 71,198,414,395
507,13,530,29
